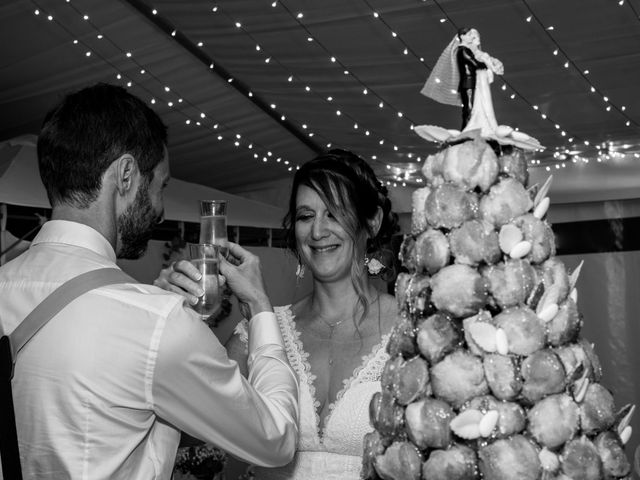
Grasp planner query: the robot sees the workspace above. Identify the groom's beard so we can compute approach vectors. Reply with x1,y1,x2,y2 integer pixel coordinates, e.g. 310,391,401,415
117,181,163,260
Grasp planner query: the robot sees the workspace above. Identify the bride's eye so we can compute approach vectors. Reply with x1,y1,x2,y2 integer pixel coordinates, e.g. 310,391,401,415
296,212,313,222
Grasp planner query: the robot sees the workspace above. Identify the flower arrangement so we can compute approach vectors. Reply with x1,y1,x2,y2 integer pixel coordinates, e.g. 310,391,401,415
174,444,227,480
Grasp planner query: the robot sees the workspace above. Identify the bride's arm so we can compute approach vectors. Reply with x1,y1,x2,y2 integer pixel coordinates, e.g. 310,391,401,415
226,325,250,377
473,49,503,75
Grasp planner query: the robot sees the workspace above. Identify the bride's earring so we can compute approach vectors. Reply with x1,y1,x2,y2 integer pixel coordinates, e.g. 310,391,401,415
295,263,305,280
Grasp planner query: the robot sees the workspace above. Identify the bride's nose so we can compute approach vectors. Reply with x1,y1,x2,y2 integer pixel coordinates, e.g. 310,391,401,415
311,216,330,239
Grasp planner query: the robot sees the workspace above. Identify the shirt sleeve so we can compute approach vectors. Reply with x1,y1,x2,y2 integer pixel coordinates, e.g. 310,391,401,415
151,302,299,467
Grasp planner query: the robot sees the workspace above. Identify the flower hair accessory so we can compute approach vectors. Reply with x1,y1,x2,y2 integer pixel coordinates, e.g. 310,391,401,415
365,256,386,275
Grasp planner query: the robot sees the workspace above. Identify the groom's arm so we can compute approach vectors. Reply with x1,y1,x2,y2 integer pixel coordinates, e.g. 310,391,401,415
152,302,299,467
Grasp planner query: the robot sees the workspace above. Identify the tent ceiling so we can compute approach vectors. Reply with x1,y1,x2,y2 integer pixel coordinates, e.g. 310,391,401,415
1,0,639,201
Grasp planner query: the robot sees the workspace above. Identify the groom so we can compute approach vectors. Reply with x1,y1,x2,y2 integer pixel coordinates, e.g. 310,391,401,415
0,83,298,479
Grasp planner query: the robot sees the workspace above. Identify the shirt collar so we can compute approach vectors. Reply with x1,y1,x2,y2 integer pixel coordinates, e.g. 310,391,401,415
31,220,117,263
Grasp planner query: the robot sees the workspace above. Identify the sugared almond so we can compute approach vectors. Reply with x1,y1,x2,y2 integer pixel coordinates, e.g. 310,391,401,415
467,322,498,353
620,425,632,445
569,288,578,303
617,404,636,437
574,376,589,403
499,224,523,255
536,285,561,314
537,303,559,323
450,409,483,440
495,328,509,355
478,410,499,437
509,240,532,259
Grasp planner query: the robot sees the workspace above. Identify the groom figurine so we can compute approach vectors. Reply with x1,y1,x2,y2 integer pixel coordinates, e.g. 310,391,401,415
0,83,298,479
456,27,487,130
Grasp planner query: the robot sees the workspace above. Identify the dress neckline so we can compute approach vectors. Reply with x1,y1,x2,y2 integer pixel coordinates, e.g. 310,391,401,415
278,305,390,443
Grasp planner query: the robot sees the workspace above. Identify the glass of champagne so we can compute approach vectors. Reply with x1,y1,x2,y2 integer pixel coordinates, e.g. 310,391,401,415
188,243,222,320
199,200,229,258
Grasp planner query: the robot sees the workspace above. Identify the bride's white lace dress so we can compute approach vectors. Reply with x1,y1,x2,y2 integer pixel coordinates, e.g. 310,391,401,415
236,305,389,480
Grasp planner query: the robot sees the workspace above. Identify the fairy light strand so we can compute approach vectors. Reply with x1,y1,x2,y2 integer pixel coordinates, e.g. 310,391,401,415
205,3,418,168
30,0,299,172
521,0,639,129
276,0,421,129
620,0,640,24
360,0,431,68
126,0,322,159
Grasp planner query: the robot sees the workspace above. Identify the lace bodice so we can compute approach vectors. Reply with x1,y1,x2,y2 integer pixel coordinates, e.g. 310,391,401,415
236,306,389,479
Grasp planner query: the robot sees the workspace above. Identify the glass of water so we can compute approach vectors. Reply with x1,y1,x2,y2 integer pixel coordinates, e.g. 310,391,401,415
199,200,229,258
188,243,221,320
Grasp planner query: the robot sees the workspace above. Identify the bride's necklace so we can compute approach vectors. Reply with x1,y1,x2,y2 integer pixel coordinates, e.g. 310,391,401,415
320,293,381,367
322,318,345,366
320,317,345,339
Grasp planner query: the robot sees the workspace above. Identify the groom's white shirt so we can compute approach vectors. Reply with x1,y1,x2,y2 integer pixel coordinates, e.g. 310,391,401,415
0,220,299,479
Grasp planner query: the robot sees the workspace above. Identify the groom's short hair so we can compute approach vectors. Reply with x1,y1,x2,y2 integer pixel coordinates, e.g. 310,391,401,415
37,83,167,208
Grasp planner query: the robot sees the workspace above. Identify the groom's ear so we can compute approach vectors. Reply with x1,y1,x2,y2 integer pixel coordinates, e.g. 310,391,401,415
113,153,138,197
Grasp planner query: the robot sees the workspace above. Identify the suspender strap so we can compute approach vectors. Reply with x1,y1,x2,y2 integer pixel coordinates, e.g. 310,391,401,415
9,267,135,365
0,335,21,479
0,267,135,479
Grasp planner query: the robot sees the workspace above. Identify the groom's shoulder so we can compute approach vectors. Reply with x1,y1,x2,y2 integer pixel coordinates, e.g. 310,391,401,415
103,281,190,319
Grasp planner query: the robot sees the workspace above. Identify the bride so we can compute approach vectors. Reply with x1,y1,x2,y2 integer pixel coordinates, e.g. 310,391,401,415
158,149,399,479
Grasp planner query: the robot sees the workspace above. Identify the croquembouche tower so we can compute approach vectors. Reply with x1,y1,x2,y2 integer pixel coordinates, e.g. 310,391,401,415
363,29,635,480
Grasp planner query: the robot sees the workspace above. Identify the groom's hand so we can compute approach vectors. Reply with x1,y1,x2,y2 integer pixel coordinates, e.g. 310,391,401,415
154,260,208,306
219,242,272,319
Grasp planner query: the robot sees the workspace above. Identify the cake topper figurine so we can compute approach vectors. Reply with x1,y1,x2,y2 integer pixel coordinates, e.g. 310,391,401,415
416,27,543,152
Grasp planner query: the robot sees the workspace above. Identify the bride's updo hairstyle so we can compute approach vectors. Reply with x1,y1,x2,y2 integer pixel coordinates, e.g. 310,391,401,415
283,149,398,324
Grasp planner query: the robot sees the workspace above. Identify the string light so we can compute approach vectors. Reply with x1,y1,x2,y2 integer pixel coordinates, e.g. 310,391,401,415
36,0,639,183
198,2,425,180
520,0,638,132
29,0,297,173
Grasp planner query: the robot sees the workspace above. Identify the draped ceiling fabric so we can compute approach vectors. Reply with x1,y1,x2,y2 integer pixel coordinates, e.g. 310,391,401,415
0,0,639,202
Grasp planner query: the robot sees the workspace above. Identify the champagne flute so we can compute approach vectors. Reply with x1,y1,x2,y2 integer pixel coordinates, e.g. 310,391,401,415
188,243,222,319
199,200,229,258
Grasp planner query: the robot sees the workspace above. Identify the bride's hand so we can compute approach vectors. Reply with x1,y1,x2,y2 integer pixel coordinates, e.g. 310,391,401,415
490,57,504,75
154,260,205,306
